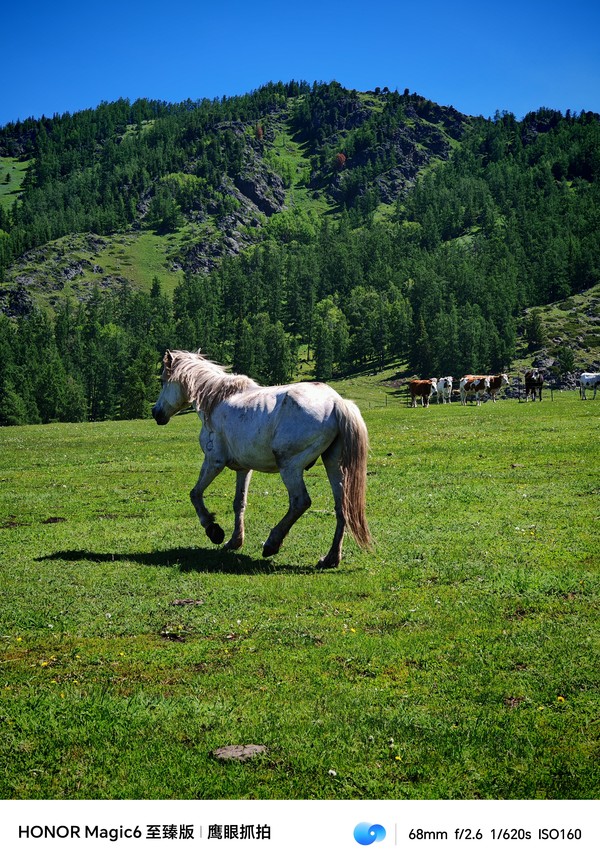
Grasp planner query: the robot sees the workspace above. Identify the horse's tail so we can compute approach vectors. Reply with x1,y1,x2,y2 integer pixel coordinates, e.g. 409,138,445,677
335,398,373,550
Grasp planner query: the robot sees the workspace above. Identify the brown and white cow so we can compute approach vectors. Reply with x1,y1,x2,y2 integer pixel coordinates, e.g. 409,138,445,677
459,375,490,406
487,373,510,402
409,378,438,408
524,370,544,401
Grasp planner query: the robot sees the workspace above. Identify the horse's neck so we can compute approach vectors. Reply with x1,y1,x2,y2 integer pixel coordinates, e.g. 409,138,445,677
190,366,227,409
189,364,252,419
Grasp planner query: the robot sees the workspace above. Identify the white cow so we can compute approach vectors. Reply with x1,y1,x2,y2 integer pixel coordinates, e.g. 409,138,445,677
436,376,453,404
579,372,600,399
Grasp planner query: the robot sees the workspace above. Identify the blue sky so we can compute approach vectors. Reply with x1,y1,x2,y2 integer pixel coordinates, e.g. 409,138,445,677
3,0,599,125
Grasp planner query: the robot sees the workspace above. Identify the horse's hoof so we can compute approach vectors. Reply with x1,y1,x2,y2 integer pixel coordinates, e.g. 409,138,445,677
206,523,225,545
262,540,279,558
317,556,340,569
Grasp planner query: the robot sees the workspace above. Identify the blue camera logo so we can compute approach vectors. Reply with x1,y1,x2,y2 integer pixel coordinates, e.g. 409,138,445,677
354,822,387,845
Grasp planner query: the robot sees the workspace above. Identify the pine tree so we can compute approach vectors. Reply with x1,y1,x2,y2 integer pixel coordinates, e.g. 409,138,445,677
232,318,255,377
119,344,157,419
313,297,349,379
525,309,546,351
410,314,434,375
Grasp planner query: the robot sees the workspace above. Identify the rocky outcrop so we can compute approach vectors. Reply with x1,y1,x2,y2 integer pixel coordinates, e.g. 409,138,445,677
0,233,112,311
234,167,285,217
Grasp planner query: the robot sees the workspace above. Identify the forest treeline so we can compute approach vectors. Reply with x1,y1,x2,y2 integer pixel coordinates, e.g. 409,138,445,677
0,82,599,425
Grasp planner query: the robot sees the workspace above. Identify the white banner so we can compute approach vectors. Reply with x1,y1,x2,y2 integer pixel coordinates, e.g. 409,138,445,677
1,799,597,867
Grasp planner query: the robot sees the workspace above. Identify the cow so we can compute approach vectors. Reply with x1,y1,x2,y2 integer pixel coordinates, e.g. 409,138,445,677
579,372,600,399
459,375,490,406
409,378,437,408
487,373,510,402
524,370,544,401
436,376,453,404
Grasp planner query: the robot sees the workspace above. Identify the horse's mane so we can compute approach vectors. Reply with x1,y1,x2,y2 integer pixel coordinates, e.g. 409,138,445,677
165,350,258,418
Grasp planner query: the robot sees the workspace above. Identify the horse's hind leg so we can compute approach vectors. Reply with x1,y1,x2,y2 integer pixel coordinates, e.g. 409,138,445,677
190,458,225,545
318,439,345,569
224,470,252,551
262,464,311,558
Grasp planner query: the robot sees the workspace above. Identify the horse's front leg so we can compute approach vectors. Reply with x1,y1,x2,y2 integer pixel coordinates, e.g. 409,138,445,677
262,464,311,558
190,457,226,545
224,470,252,551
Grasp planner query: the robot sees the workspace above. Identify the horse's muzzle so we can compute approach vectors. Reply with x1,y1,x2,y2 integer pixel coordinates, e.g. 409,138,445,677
152,405,169,425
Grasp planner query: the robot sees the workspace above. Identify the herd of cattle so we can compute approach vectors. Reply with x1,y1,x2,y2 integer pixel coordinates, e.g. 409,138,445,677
409,370,600,406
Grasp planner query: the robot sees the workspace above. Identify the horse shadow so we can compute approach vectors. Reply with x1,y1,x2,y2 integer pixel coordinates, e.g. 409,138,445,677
36,546,313,575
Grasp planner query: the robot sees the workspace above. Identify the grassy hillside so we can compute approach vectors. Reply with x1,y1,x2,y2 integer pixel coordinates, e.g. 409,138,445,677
0,156,30,208
3,230,188,310
516,282,600,374
1,387,598,799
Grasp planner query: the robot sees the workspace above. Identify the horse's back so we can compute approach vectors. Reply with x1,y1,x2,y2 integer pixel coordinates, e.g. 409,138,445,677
208,381,341,471
224,381,339,421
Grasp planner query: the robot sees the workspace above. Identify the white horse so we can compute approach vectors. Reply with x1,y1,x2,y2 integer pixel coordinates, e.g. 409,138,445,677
152,350,372,568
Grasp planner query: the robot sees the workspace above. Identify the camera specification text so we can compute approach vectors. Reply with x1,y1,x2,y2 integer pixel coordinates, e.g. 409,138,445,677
406,827,582,843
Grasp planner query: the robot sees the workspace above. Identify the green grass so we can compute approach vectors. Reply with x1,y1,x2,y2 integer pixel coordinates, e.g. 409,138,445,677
264,117,332,217
93,229,191,297
0,390,598,799
0,157,31,208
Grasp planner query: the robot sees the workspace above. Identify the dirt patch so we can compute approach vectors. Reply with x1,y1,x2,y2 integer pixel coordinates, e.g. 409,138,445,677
212,744,267,762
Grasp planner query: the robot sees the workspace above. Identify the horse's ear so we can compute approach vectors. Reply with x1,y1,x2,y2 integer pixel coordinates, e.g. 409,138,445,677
196,347,202,356
163,350,174,373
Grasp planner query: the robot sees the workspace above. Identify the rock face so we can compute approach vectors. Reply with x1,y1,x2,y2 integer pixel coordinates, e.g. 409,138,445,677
532,353,555,370
235,170,285,217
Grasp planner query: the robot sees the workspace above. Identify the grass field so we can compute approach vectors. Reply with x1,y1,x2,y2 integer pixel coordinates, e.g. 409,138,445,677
0,387,598,799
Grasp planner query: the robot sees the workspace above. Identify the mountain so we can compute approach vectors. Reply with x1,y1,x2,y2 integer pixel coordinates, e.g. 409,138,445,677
0,83,470,294
0,81,599,424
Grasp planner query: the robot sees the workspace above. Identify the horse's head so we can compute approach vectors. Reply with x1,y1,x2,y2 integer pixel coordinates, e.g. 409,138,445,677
152,351,191,425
